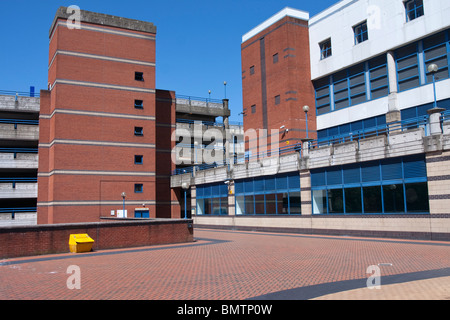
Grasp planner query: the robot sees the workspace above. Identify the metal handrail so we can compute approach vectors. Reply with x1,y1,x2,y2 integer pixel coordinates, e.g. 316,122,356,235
0,90,40,98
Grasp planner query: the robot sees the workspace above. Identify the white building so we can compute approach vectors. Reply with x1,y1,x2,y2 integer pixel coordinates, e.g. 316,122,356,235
310,0,450,133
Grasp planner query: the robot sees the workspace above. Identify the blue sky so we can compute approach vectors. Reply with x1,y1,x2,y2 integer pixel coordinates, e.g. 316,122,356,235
0,0,336,122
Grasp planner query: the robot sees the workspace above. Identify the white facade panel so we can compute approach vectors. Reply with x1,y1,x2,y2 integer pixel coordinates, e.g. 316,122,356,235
309,0,450,80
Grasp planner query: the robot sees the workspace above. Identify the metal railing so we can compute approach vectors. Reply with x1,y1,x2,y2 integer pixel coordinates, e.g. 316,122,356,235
0,207,37,213
0,119,39,126
0,148,39,154
171,115,436,176
0,89,40,98
176,94,223,105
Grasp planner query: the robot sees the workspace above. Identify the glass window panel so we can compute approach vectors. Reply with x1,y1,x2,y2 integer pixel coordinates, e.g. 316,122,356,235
345,187,362,213
245,195,254,214
317,105,331,115
254,178,265,193
405,183,429,213
245,180,253,193
203,199,211,215
371,86,389,100
351,93,366,105
197,199,205,215
316,86,330,97
423,32,446,50
221,197,228,215
343,165,360,184
265,176,276,192
327,168,342,185
212,198,221,215
382,159,403,180
265,193,277,215
276,175,288,190
289,192,301,214
254,194,265,215
328,189,344,214
363,186,383,213
236,196,245,215
370,66,387,79
399,77,420,91
334,90,349,101
397,56,418,71
235,181,244,194
288,174,300,190
335,99,349,110
312,189,327,214
383,184,405,213
317,96,330,106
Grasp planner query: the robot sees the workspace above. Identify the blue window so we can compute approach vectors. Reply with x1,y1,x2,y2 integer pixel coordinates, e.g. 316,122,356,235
353,21,368,45
314,77,331,115
311,155,429,215
405,0,424,22
135,100,144,109
235,173,301,215
314,53,389,115
135,155,143,164
135,209,149,218
395,43,420,92
423,31,450,84
368,55,389,99
196,183,228,215
320,39,332,60
134,184,143,193
135,127,143,136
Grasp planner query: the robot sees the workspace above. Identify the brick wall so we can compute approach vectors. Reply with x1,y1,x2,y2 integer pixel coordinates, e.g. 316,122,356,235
0,219,193,259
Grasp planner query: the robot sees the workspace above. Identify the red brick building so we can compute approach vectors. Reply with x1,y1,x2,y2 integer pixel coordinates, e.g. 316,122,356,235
38,7,179,223
241,8,317,153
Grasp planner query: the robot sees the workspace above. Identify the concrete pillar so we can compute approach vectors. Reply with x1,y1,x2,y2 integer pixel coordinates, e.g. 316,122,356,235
190,185,196,217
386,51,401,123
301,138,313,157
227,182,235,216
300,170,312,215
427,107,445,135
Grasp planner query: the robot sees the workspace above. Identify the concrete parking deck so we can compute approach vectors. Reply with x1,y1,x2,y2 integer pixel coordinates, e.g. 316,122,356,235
0,229,449,300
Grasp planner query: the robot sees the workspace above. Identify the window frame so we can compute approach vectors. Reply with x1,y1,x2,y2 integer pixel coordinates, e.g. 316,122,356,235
134,155,144,165
134,184,144,193
353,21,368,45
405,0,424,22
134,127,144,136
320,39,332,60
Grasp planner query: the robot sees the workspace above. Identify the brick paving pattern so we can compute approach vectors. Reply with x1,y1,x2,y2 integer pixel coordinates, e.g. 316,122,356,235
0,229,449,300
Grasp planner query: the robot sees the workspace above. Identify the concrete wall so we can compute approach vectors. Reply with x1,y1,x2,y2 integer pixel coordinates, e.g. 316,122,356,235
0,218,194,259
193,215,449,241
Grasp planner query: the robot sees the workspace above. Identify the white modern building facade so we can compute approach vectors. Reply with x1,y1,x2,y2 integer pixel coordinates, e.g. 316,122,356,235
311,0,450,133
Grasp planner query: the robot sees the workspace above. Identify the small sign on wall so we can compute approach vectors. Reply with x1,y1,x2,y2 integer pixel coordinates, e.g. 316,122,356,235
117,210,127,218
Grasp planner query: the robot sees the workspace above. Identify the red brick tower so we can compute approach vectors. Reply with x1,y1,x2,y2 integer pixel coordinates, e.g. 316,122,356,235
38,7,160,223
241,8,316,153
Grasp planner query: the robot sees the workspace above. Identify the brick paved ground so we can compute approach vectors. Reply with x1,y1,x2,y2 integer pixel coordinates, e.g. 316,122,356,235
0,229,449,300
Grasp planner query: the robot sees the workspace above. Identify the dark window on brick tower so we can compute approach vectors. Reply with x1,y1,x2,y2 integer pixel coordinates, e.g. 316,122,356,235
135,127,144,136
251,105,256,114
135,72,144,81
135,184,144,193
273,53,279,63
250,66,255,75
135,100,144,109
135,155,143,164
275,95,281,105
